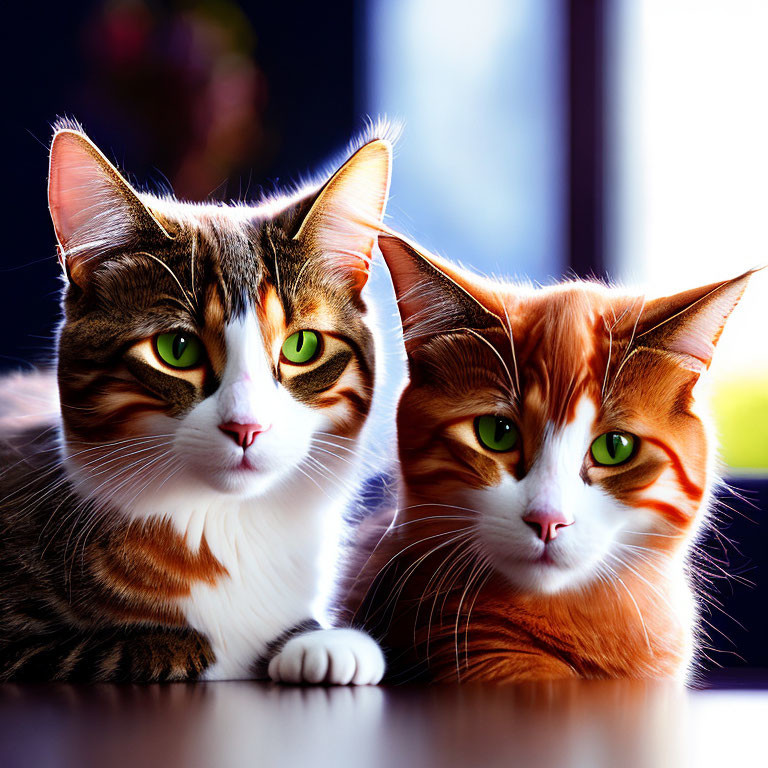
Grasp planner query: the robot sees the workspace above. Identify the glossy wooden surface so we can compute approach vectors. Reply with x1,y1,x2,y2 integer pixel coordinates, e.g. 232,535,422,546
0,678,765,768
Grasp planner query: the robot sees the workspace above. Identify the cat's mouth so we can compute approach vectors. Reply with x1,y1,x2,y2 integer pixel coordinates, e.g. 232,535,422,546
230,455,260,472
515,546,567,569
495,547,567,573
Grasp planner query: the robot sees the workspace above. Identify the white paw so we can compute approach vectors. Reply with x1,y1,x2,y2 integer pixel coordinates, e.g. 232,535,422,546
268,629,385,686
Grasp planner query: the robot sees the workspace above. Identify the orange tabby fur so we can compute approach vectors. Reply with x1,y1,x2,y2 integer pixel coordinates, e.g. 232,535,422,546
346,234,750,683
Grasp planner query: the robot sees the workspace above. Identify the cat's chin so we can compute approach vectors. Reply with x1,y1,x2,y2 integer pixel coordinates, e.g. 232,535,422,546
493,555,598,596
176,446,302,499
199,465,285,498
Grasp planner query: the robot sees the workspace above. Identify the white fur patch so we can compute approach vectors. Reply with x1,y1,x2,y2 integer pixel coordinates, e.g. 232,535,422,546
163,312,360,680
474,397,657,594
180,494,330,681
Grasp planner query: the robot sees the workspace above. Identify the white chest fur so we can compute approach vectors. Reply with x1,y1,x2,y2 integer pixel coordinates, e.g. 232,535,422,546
172,496,336,681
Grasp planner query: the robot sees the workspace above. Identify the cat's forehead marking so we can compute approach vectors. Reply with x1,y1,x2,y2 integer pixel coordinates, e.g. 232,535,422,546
205,221,263,320
262,286,286,332
257,284,288,363
200,283,228,375
514,289,606,430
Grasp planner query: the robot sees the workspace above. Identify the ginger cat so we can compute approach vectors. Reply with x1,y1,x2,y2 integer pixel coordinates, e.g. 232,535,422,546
347,232,751,683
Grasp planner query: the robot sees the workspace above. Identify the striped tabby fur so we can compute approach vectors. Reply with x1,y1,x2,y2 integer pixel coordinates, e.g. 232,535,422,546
0,121,391,683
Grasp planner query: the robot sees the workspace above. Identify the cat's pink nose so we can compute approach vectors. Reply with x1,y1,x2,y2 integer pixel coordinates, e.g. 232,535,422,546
218,421,270,449
523,506,573,543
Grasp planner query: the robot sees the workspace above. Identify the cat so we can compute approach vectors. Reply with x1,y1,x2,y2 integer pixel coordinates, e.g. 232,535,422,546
0,119,392,684
345,231,752,684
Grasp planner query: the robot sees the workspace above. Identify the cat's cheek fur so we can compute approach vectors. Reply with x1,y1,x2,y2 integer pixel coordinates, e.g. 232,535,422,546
267,628,386,685
173,312,321,499
473,397,655,595
473,481,623,595
172,385,321,499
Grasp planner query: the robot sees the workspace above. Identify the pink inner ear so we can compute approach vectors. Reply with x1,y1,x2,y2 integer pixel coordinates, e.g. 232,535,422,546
296,139,391,291
664,279,748,367
48,131,137,260
665,318,716,365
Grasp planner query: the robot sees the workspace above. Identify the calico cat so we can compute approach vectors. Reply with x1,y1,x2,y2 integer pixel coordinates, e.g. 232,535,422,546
0,121,391,683
346,232,751,683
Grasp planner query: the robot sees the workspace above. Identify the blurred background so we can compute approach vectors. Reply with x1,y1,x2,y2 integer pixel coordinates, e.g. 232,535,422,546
4,0,767,679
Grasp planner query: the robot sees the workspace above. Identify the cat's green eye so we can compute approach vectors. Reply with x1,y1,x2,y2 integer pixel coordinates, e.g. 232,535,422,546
590,431,636,466
474,415,519,453
281,330,321,365
155,332,204,369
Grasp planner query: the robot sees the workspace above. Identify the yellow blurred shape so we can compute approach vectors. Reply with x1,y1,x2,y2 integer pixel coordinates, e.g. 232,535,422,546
712,372,768,472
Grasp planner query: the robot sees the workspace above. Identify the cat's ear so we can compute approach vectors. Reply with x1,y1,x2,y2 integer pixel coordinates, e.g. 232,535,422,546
379,233,504,352
48,126,171,287
632,271,753,372
294,139,392,294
